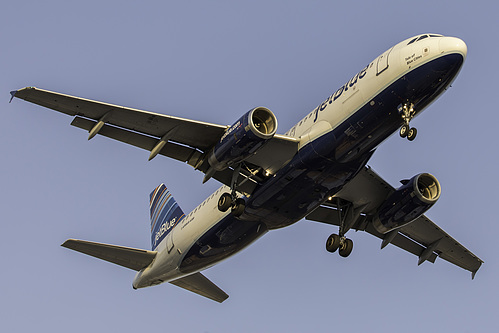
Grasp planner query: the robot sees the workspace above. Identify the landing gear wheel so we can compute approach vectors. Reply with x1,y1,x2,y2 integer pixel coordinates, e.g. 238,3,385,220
218,193,232,212
399,124,410,138
407,127,417,141
231,198,246,217
326,234,341,253
339,238,353,258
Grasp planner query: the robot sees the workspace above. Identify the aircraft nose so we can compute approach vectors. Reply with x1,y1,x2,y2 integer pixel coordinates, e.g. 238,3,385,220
439,37,468,60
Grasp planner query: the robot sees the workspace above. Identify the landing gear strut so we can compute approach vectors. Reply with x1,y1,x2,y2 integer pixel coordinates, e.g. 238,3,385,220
324,198,363,258
217,164,246,217
399,102,417,141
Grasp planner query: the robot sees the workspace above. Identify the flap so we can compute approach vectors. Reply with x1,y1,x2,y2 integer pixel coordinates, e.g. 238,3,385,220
12,87,299,194
61,239,157,271
13,87,227,151
398,215,483,274
306,205,436,263
169,272,229,303
306,166,483,277
244,134,299,174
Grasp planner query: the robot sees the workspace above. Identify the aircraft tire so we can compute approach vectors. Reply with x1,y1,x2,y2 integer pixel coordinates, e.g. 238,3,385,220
231,198,246,217
218,193,232,212
326,234,341,253
400,124,409,138
339,239,353,258
407,127,417,141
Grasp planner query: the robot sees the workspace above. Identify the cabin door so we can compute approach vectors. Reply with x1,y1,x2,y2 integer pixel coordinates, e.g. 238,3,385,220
376,46,394,75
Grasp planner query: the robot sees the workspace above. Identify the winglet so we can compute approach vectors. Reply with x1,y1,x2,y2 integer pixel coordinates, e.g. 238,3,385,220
471,261,483,280
10,87,36,102
9,90,17,103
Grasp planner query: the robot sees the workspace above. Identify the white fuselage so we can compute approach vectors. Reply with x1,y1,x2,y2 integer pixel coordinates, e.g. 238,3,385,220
133,34,467,289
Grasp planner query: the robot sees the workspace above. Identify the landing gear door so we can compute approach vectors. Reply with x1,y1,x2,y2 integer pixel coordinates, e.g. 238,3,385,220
376,46,394,76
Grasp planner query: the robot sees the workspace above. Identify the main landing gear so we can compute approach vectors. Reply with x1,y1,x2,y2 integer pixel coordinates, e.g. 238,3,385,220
218,192,246,217
326,233,353,257
324,198,366,258
399,102,417,141
217,164,246,217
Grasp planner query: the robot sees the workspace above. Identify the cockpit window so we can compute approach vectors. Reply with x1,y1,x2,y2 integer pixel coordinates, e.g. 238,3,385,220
408,34,443,45
408,37,418,45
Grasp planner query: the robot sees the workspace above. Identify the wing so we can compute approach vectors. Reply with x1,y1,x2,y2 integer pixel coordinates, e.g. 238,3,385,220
306,166,483,278
12,87,298,194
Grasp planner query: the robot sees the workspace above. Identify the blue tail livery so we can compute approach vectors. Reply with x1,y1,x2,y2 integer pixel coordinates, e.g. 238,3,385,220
149,184,185,250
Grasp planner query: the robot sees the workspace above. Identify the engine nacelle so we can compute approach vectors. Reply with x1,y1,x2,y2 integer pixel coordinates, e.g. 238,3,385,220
208,107,277,171
373,173,441,234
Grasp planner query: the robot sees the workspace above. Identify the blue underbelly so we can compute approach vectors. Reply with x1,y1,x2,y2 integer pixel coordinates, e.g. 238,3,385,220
178,53,464,273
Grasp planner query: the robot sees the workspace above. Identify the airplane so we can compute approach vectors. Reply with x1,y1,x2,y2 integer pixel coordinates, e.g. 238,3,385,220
11,33,483,303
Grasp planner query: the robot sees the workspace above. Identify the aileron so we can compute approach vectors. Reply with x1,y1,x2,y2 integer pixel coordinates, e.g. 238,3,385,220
13,87,227,150
11,34,483,302
12,87,299,194
307,165,482,276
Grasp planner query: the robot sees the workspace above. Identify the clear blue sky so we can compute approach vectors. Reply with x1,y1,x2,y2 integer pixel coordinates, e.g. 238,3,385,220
2,1,497,332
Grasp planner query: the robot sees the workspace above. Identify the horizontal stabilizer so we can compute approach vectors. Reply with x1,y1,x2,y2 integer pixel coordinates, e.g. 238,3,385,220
62,239,157,271
170,272,229,303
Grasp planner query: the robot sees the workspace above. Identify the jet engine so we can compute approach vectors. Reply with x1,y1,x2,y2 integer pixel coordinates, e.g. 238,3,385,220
373,173,441,234
208,107,277,171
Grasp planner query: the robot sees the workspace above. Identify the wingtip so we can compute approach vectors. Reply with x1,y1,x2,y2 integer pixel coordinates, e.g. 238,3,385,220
61,238,76,248
471,264,482,280
9,90,17,103
10,86,37,102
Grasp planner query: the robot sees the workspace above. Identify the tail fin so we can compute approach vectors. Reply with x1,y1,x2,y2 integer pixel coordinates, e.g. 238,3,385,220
149,184,185,250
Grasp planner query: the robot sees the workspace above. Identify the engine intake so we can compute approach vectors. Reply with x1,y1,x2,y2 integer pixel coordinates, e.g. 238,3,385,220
373,173,441,234
208,107,277,171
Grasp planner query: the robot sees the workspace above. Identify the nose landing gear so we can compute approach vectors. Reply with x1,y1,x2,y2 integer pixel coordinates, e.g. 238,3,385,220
399,103,417,141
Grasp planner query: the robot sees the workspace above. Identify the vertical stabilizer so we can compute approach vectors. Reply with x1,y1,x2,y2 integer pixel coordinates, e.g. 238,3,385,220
149,184,185,250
